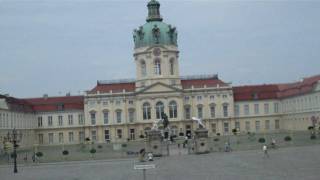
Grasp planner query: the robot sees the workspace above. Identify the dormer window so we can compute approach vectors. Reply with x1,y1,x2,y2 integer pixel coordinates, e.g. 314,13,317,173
252,93,258,100
57,104,64,111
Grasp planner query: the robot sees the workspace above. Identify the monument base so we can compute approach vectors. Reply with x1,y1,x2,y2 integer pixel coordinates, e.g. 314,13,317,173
194,128,209,154
145,130,163,156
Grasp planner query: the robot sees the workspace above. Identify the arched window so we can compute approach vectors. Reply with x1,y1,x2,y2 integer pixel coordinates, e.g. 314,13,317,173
141,60,146,77
169,101,177,118
169,58,175,75
143,102,151,120
154,58,161,75
156,101,164,119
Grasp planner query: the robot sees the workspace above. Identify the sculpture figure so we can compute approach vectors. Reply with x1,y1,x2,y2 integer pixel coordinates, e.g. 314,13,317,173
192,117,205,129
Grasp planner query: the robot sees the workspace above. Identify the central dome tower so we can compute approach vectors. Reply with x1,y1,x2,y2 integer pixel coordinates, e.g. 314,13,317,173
133,0,180,90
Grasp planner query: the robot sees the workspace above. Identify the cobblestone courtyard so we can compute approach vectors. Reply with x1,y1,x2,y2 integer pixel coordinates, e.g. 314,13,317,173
1,145,320,180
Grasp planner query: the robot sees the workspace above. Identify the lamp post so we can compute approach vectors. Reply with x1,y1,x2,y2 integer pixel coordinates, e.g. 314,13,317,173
6,128,22,173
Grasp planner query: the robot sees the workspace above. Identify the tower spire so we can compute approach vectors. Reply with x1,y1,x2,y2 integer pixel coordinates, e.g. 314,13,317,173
146,0,163,22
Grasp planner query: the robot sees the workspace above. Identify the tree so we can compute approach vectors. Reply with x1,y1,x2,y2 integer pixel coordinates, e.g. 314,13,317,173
232,129,237,135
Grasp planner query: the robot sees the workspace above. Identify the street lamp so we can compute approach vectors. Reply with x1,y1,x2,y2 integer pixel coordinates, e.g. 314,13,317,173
6,128,22,173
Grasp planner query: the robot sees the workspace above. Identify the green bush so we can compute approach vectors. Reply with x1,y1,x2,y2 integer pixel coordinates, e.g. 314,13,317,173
122,144,127,148
139,134,145,139
258,138,266,143
216,133,221,136
213,138,219,142
90,148,96,154
36,152,43,157
310,134,316,140
62,150,69,156
97,145,103,149
284,136,292,142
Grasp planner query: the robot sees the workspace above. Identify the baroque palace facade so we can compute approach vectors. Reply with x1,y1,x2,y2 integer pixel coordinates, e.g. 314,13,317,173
1,0,320,147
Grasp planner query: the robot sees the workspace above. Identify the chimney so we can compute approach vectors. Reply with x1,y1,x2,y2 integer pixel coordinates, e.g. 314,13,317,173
43,94,48,99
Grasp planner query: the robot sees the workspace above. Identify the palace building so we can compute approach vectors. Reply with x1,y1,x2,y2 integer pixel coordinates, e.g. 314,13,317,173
0,0,320,147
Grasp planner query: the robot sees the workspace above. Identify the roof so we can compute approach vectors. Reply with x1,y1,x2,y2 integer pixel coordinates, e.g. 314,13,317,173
24,96,84,112
233,74,320,101
181,78,227,89
0,94,34,112
278,74,320,98
233,85,280,101
89,82,136,94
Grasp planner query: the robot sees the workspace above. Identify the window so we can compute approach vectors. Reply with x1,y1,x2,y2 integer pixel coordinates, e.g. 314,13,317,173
184,96,190,101
235,121,240,131
234,105,239,116
38,116,43,127
211,123,216,134
255,121,260,131
154,59,161,75
197,96,202,101
275,119,280,129
129,109,135,122
90,112,96,125
48,133,54,144
141,60,147,77
197,105,203,119
59,132,64,143
0,113,2,128
58,115,63,126
117,129,122,139
274,103,279,113
57,104,64,111
78,114,84,125
210,95,215,101
91,130,97,141
222,95,228,99
169,101,177,118
265,120,270,130
224,122,229,133
103,111,109,124
103,101,108,106
254,104,259,114
185,106,191,119
38,134,43,144
68,115,73,125
223,104,229,117
48,116,53,127
143,102,151,120
245,121,250,131
128,100,134,105
264,103,269,114
130,129,135,140
115,99,121,105
170,58,174,75
105,130,110,142
244,104,249,115
210,104,216,118
116,110,122,123
68,132,74,143
79,131,85,143
156,102,165,119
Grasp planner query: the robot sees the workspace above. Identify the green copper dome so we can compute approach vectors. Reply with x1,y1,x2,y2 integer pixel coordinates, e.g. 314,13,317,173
133,0,178,49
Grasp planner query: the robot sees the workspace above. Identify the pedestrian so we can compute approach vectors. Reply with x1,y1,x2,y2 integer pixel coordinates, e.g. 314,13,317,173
32,153,35,163
139,148,146,162
183,136,188,148
271,138,276,149
147,152,153,161
263,145,269,158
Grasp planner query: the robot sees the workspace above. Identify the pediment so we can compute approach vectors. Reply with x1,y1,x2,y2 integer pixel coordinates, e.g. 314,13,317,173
136,82,182,94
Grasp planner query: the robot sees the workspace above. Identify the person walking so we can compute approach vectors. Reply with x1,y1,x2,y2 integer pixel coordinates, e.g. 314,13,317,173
263,145,269,158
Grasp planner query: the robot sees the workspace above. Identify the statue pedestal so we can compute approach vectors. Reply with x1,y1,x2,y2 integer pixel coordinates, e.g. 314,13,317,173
194,128,209,154
145,130,163,157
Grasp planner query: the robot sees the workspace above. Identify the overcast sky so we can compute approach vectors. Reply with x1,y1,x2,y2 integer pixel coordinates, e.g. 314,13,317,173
0,0,320,98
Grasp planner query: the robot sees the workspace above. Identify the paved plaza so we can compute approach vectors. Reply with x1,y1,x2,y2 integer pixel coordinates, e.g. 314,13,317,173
1,145,320,180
